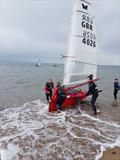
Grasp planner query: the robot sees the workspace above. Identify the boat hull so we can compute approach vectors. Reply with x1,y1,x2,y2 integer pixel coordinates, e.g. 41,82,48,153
48,90,87,112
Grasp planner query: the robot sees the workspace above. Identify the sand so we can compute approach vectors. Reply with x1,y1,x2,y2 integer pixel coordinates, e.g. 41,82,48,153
101,147,120,160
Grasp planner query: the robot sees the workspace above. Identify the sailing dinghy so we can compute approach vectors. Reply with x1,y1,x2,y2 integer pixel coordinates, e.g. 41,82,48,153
36,59,41,67
49,0,98,112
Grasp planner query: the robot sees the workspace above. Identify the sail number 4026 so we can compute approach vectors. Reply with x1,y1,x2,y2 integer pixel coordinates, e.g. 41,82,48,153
82,38,96,47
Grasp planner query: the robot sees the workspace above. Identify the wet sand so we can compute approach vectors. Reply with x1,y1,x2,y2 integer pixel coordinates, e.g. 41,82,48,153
101,147,120,160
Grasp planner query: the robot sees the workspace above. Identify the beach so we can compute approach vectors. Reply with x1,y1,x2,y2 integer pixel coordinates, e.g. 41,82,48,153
0,62,120,160
101,147,120,160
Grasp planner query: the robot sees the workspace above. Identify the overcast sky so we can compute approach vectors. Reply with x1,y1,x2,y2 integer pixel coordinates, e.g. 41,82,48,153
0,0,120,65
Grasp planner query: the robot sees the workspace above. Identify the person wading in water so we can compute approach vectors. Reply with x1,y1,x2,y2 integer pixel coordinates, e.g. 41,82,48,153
113,78,120,100
54,82,66,113
44,79,54,103
86,74,99,115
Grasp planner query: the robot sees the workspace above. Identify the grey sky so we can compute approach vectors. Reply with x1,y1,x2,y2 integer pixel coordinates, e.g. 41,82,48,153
0,0,120,65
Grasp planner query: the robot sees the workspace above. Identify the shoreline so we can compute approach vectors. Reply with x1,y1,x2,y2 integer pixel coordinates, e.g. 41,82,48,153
0,99,120,160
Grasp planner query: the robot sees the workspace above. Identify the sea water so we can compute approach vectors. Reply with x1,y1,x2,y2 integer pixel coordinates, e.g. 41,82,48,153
0,61,120,160
0,61,63,109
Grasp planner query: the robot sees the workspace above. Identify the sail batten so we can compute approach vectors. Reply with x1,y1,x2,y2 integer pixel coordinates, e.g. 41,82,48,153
80,0,92,6
76,10,95,18
63,0,97,86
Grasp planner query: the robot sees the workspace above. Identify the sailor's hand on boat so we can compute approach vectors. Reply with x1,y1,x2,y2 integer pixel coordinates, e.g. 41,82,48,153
97,90,103,93
86,91,90,96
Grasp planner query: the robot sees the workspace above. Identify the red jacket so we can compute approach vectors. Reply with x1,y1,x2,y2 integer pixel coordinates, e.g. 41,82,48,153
50,86,59,101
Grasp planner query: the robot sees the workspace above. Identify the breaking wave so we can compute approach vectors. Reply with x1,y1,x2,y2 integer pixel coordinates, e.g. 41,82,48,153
0,100,120,160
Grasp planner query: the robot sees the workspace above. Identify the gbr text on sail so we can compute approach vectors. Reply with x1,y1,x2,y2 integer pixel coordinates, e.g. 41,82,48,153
81,14,96,48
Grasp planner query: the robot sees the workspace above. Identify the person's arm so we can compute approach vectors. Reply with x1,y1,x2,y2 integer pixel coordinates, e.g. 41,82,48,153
114,82,119,90
44,83,49,93
86,85,91,95
117,82,120,90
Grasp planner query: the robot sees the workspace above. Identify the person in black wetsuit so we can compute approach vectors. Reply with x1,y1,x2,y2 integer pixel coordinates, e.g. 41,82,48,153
113,78,120,100
55,82,66,113
44,79,54,103
86,74,99,115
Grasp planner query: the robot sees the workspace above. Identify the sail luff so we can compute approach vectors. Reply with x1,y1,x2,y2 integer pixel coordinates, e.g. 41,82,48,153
63,0,77,85
63,1,76,81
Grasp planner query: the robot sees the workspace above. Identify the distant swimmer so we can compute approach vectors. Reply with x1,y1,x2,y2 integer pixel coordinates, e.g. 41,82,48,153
44,79,54,103
113,78,120,100
54,82,66,113
86,74,100,115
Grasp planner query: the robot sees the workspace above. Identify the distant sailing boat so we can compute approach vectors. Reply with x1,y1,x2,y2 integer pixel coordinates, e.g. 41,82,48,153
49,0,98,112
52,64,59,67
36,59,41,67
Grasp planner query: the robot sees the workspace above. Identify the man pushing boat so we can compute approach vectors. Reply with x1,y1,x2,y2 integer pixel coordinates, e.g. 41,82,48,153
52,82,66,113
86,74,102,115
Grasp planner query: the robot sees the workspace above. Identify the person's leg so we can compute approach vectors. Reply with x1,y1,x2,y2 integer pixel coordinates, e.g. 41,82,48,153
56,104,59,110
46,93,49,103
49,91,52,99
60,97,66,110
56,97,65,111
91,94,98,115
59,105,62,111
48,89,52,100
57,103,63,111
114,90,117,100
93,93,98,103
56,104,61,112
113,90,116,99
91,103,96,115
116,90,118,99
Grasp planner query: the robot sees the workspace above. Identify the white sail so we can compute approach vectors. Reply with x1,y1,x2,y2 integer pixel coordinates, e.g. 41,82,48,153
63,0,97,86
36,59,41,67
